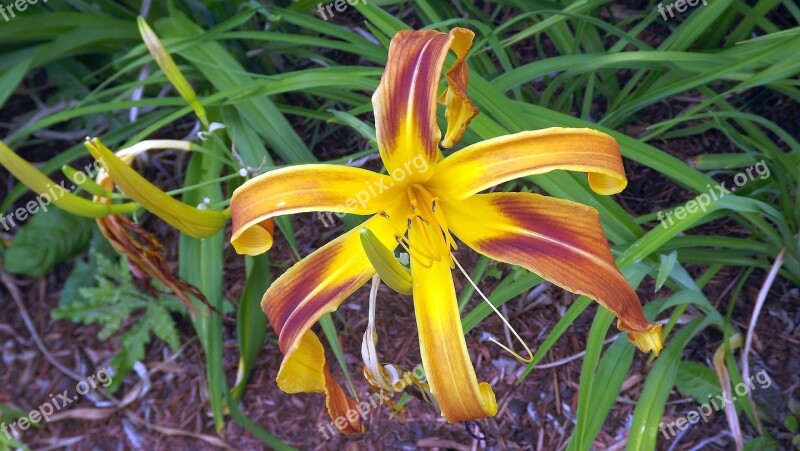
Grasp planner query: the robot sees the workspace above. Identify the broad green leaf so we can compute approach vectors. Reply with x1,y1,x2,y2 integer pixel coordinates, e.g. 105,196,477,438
675,361,723,404
4,208,94,277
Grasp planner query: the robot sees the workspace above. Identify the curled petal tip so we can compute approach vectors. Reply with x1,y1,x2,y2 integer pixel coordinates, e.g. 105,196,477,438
627,323,663,356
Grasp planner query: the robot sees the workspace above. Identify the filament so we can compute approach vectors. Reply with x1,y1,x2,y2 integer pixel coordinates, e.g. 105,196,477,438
405,185,457,267
452,254,533,363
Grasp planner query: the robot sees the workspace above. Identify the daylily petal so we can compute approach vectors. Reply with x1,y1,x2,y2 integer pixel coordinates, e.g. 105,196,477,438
409,228,498,422
230,164,397,255
373,28,476,179
443,192,661,353
265,214,397,432
428,128,627,199
280,330,362,434
85,138,226,239
438,29,478,148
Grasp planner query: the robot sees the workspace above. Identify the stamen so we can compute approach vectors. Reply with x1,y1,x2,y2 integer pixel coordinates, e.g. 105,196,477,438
411,216,441,263
399,213,441,266
430,197,457,253
396,185,460,268
396,236,433,268
452,254,533,363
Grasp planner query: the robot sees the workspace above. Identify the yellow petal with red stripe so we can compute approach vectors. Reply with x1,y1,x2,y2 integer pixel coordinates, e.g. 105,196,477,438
443,192,660,352
438,28,478,148
373,28,477,179
265,214,397,432
230,164,397,255
409,228,497,422
278,331,363,434
428,128,627,199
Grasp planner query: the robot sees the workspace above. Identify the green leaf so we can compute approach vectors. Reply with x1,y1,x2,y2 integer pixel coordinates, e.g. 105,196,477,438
569,266,650,450
626,317,713,451
232,255,270,401
227,401,296,450
58,258,95,307
108,317,150,392
675,361,723,404
328,109,378,146
53,252,182,393
53,255,143,338
178,131,227,432
58,228,117,306
146,302,181,351
655,251,678,292
743,436,781,451
4,208,94,276
0,54,33,108
0,403,28,449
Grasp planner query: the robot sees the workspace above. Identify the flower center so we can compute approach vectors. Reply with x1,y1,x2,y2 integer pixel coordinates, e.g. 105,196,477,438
390,184,457,267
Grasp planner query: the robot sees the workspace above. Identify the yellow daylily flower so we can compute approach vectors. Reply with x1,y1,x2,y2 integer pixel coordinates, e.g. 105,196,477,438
229,28,662,432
